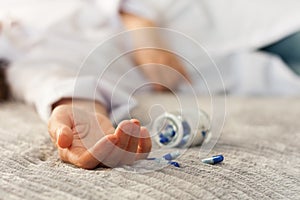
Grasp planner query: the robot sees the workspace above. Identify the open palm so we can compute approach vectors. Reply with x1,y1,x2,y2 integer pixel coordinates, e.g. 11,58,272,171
48,105,152,169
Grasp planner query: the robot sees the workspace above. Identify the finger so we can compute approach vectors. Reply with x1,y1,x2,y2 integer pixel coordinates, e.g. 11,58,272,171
58,146,98,169
76,135,118,169
57,146,84,164
101,147,124,168
103,120,139,167
57,132,118,169
57,126,74,148
115,120,132,149
118,120,140,165
101,122,129,167
58,147,69,163
48,107,73,148
100,120,132,167
136,127,152,160
126,119,140,153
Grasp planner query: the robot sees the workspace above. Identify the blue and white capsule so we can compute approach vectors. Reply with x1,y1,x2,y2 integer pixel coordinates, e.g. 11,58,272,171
201,155,224,164
163,151,180,161
168,161,180,168
147,157,180,168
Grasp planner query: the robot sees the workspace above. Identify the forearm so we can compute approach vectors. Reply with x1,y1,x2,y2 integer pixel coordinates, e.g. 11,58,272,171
120,12,165,65
119,12,189,91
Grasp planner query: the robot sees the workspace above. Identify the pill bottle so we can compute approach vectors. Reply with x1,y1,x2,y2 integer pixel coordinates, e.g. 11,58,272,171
152,109,210,148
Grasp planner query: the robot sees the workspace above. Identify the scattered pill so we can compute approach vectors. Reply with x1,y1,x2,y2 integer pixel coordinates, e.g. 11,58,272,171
147,152,181,168
168,161,180,168
147,158,180,168
163,151,180,161
201,155,224,164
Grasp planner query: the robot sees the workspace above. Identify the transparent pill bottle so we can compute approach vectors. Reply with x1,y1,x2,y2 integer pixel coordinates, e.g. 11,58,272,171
152,109,211,148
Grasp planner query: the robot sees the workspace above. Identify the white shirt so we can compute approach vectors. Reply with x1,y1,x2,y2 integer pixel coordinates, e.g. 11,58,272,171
2,0,300,122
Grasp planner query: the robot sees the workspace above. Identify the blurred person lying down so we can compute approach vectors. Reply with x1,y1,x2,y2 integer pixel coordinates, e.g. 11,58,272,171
0,0,189,169
1,0,300,169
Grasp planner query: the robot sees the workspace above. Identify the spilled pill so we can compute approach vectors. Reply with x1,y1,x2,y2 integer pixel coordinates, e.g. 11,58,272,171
147,151,181,168
168,161,180,168
201,155,224,164
163,151,180,161
147,157,181,168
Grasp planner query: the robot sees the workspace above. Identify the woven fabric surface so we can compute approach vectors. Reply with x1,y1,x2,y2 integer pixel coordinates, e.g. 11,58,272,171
0,95,299,200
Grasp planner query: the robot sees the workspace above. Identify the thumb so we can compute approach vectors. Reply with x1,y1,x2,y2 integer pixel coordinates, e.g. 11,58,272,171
56,126,73,148
48,106,74,148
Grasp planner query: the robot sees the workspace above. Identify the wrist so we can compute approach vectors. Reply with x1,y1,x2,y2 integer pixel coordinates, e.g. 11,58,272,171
52,98,108,116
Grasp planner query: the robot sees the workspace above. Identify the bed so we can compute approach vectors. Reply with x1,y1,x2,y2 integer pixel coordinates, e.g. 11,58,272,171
0,94,299,199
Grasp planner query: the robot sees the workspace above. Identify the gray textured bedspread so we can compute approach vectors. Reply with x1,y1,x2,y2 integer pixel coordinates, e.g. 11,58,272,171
0,95,299,199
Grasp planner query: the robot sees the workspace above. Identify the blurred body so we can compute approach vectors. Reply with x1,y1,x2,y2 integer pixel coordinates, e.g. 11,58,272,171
0,0,300,168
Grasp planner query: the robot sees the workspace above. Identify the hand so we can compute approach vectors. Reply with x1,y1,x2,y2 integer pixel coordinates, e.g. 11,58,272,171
120,12,191,91
48,104,152,169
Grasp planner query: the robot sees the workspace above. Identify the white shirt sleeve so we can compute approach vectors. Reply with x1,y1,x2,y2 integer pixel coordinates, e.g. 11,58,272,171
6,62,106,122
2,0,138,123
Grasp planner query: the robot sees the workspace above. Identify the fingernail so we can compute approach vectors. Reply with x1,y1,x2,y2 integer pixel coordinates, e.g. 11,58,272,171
131,119,141,137
131,119,140,126
119,121,134,135
56,128,62,140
